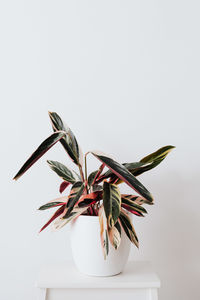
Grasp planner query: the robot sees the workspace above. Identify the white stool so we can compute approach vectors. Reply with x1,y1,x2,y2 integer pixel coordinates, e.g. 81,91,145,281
36,261,160,300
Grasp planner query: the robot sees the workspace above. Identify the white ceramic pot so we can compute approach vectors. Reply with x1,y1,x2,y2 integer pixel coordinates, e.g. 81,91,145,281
70,215,131,276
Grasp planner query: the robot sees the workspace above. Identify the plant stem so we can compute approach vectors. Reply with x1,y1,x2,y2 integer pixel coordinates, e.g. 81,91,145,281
84,152,89,194
84,153,88,182
78,164,84,182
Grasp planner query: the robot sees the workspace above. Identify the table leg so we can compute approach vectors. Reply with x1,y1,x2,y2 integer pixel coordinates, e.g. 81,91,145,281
149,288,158,300
37,288,46,300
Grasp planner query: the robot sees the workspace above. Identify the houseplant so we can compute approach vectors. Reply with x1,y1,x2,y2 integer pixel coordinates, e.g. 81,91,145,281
13,112,174,276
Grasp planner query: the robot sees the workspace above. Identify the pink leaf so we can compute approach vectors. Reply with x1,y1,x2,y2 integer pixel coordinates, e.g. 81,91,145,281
59,181,70,193
39,205,65,232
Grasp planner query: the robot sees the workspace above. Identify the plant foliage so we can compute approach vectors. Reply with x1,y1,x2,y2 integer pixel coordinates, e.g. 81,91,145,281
13,112,175,259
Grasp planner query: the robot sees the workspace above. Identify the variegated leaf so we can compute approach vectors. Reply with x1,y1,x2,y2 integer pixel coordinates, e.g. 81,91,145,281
131,145,175,176
38,201,66,210
53,206,88,230
38,196,68,210
119,210,139,248
48,111,83,166
121,204,144,217
121,194,153,205
88,164,105,187
96,145,175,184
97,162,143,182
88,170,98,187
77,191,102,208
92,184,103,192
13,131,66,180
90,151,153,203
47,160,79,183
99,206,109,259
39,204,66,232
121,195,147,214
108,221,121,250
64,181,85,217
103,181,121,228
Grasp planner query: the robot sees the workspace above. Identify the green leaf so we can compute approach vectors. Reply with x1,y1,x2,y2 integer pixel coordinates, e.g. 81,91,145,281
108,221,121,250
47,160,79,183
38,201,65,210
119,211,139,248
97,145,175,184
132,145,175,176
99,206,109,259
39,204,66,232
64,181,85,217
121,145,175,178
91,184,103,192
48,111,83,166
90,151,154,203
99,162,143,182
88,164,105,187
13,131,66,180
103,181,121,228
88,170,98,187
141,145,175,163
121,195,148,214
121,194,152,205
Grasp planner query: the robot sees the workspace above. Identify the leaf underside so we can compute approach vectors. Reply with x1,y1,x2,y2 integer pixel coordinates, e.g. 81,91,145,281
59,181,71,193
99,206,109,259
108,221,121,250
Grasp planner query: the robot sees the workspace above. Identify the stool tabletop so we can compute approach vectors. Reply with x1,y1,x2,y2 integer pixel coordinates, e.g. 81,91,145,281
36,261,161,289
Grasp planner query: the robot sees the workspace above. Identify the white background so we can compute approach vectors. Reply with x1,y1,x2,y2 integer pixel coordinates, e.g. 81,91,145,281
0,1,200,299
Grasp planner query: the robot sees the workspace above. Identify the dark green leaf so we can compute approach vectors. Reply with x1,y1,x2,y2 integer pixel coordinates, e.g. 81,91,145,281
132,145,175,176
92,184,103,192
39,205,66,232
100,162,143,181
119,211,139,248
88,170,98,187
121,194,152,205
13,131,66,180
47,160,79,183
48,111,82,166
121,195,148,214
53,206,89,230
64,181,85,218
122,145,175,178
97,145,175,183
91,151,153,203
38,201,65,210
103,181,121,228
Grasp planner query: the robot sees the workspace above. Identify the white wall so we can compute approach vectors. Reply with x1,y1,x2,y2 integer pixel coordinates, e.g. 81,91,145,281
0,1,199,299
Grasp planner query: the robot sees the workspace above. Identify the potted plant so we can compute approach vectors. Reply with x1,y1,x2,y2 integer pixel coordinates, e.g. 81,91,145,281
13,112,174,276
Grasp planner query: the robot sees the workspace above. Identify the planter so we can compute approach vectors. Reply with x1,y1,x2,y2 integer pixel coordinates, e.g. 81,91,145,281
70,215,131,276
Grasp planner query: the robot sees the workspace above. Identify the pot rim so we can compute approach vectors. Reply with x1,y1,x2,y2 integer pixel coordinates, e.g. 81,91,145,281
76,214,99,220
70,214,100,224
